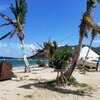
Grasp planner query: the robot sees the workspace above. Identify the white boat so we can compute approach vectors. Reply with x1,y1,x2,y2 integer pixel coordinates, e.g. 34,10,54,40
78,46,100,69
78,59,100,68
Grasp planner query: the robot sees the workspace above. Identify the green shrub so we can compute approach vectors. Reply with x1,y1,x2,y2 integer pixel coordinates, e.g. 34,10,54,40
49,46,72,69
67,75,76,82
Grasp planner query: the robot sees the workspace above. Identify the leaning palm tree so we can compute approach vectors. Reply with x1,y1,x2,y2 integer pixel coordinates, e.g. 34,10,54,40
35,39,58,59
63,0,100,78
31,39,58,67
0,0,30,72
82,29,97,69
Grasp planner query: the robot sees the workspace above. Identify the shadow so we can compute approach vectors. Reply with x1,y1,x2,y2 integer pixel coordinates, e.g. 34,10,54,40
32,67,47,71
0,78,12,82
19,82,93,97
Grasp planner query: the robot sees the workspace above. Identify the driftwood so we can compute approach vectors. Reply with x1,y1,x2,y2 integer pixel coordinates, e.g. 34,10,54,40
36,60,46,67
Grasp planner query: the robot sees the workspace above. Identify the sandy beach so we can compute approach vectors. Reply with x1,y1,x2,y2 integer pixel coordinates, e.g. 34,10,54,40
0,67,100,100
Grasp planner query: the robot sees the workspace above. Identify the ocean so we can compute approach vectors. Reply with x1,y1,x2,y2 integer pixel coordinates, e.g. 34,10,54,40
0,59,48,68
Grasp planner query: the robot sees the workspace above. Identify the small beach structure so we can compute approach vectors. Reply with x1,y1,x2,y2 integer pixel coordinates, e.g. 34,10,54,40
78,46,100,69
0,61,16,81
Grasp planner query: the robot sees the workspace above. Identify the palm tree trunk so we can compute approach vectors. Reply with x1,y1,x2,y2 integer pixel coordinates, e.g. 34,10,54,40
96,59,100,71
63,34,84,78
21,40,31,72
82,38,93,69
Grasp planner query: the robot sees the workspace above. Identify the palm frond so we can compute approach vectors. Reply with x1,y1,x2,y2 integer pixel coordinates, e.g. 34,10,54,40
92,0,100,3
19,0,27,24
9,29,17,38
93,24,100,33
0,13,16,24
37,42,44,49
79,17,91,37
53,40,58,49
0,22,11,27
91,29,97,39
10,3,17,19
86,0,100,11
85,14,94,27
85,15,100,33
9,0,27,24
36,49,43,53
87,0,95,11
79,11,93,37
0,31,13,40
16,0,19,14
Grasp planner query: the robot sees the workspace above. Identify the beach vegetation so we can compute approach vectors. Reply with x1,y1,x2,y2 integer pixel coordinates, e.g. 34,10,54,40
35,39,58,59
49,45,72,86
33,39,58,67
49,45,72,69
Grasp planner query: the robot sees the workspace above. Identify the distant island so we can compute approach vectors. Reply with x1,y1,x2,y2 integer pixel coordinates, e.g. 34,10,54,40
59,44,100,55
0,57,22,60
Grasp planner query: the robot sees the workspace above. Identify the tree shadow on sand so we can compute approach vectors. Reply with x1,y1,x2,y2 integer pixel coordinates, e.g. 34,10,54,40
19,81,93,97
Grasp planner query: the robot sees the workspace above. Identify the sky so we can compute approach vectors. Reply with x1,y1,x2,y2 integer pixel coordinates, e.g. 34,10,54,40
0,0,100,57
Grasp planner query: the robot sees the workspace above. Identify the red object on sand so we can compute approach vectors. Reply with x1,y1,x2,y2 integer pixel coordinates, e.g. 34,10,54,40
72,56,75,61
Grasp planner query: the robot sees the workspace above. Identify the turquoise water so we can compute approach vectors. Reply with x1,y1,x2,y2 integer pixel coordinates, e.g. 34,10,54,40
0,59,48,68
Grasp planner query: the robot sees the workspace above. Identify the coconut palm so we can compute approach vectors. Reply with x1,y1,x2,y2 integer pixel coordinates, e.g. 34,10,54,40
0,0,30,72
82,28,100,70
63,0,100,78
82,29,97,68
35,39,58,59
31,39,58,67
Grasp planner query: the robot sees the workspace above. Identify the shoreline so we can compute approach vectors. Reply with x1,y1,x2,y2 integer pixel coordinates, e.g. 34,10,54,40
12,64,38,70
12,63,48,70
0,59,48,70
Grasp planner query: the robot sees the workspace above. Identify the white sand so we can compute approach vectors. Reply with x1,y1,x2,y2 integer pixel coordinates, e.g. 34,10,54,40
0,67,100,100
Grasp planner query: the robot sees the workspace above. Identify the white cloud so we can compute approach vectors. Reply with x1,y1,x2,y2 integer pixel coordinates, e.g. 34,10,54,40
25,43,39,51
0,42,36,57
58,44,65,47
24,43,39,55
98,22,100,26
93,40,100,43
0,43,7,47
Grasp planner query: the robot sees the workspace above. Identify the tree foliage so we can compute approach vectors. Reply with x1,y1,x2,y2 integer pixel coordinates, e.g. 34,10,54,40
0,0,27,41
35,39,58,59
49,45,72,69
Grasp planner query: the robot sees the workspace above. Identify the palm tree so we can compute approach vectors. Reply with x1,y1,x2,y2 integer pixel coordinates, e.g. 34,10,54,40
0,0,30,72
82,29,97,68
63,0,100,78
82,28,100,70
35,39,58,59
31,39,58,67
